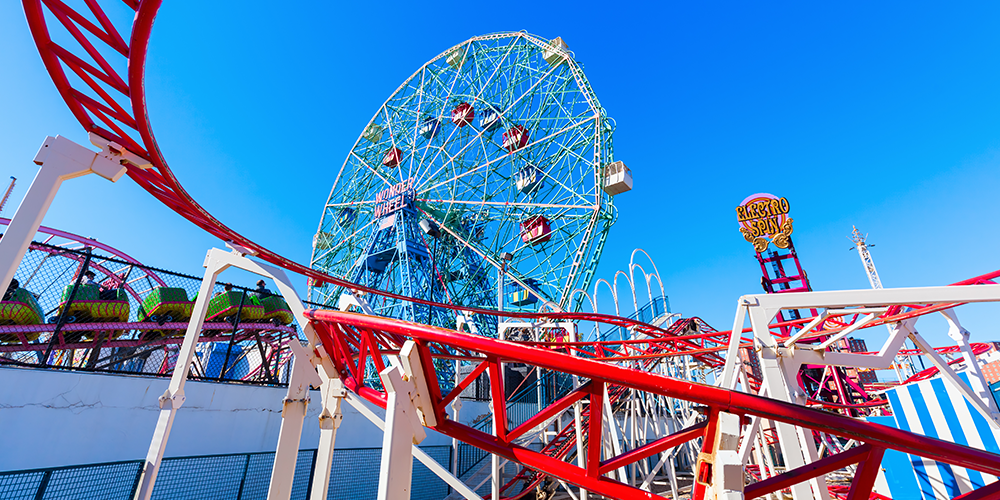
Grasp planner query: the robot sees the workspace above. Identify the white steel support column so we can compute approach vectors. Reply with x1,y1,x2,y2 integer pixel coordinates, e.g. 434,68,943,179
377,374,419,500
134,249,230,500
269,338,322,500
602,385,627,483
134,245,337,500
0,134,129,299
706,411,744,500
750,304,828,500
310,367,345,500
942,309,999,418
342,391,483,500
376,341,438,500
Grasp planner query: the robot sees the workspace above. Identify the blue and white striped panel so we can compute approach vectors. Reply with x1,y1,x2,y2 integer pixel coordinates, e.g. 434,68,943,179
885,374,1000,499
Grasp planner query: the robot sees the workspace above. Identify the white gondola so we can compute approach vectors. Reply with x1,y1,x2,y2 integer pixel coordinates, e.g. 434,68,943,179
446,46,466,69
602,160,632,195
362,123,383,143
543,37,569,66
312,232,334,250
515,164,543,194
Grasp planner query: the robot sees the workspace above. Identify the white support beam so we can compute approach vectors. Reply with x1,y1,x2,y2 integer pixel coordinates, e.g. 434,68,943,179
709,411,744,500
750,306,828,500
268,336,322,500
909,331,1000,427
310,367,345,500
751,284,1000,310
0,135,127,307
341,392,483,500
942,309,998,416
601,385,628,483
378,364,425,500
134,249,229,500
719,300,748,390
812,312,878,351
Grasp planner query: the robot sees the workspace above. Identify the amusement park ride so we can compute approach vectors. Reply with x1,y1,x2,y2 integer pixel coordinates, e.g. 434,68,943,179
3,1,1000,500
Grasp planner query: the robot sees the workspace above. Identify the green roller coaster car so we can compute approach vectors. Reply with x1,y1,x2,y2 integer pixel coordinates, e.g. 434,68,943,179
202,291,264,324
254,294,294,325
57,284,130,323
139,287,193,324
54,284,130,341
0,288,44,342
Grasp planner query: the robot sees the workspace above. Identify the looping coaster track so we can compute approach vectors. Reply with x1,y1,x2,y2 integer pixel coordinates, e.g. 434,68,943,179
21,1,1000,499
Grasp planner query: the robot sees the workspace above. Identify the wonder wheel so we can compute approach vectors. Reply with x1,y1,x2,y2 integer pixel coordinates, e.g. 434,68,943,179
309,32,625,333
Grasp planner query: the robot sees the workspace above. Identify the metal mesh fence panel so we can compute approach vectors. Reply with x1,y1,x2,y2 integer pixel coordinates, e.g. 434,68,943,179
322,446,451,500
324,448,380,500
0,446,454,500
151,453,250,500
40,461,142,500
413,446,451,500
236,452,278,500
0,461,142,500
1,241,304,387
0,469,46,500
290,449,316,500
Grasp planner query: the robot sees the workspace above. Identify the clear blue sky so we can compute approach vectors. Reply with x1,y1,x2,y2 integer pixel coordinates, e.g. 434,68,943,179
1,2,998,349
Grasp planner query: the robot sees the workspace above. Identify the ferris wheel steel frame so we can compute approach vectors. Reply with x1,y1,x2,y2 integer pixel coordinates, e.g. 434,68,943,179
19,1,1000,499
310,32,616,336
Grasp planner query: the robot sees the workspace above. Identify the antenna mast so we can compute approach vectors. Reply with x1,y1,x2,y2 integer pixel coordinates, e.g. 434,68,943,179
0,177,15,215
851,225,882,289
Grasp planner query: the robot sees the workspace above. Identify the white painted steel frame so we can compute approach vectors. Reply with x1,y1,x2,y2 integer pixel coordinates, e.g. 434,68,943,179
0,135,128,311
721,283,1000,500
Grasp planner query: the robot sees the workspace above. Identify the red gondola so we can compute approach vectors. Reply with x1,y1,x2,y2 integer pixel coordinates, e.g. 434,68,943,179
520,215,551,245
451,102,475,127
502,125,529,153
381,147,402,167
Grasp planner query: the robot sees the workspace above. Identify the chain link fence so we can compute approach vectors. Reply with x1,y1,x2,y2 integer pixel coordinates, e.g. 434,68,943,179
0,447,452,500
1,241,307,385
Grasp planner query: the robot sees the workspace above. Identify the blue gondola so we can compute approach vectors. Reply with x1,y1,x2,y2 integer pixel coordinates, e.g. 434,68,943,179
479,104,502,132
419,116,440,139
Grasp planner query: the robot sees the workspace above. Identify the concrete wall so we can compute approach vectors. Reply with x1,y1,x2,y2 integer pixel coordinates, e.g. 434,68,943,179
0,366,479,471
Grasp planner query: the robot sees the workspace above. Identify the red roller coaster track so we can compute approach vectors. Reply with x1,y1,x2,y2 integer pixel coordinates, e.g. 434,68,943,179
305,309,1000,499
20,2,1000,498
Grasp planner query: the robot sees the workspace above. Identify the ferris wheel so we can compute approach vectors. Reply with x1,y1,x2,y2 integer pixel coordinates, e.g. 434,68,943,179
309,32,630,332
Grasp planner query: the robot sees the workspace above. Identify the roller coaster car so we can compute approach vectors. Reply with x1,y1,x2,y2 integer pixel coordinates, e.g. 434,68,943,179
55,284,130,341
253,294,294,326
57,284,130,322
204,291,264,324
0,288,44,342
139,287,194,325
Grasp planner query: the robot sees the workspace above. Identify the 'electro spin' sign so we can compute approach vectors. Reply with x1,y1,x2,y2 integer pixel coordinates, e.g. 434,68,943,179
736,193,794,253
